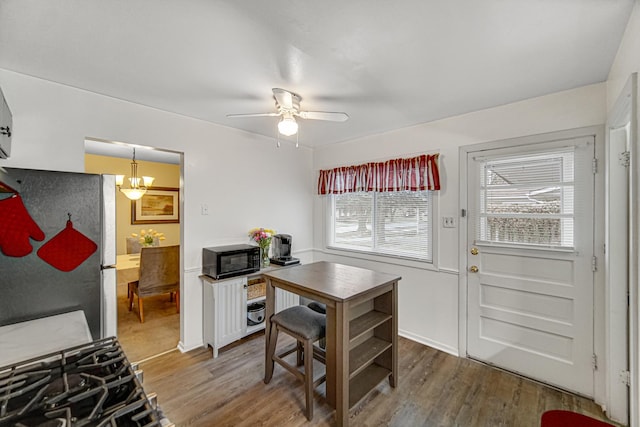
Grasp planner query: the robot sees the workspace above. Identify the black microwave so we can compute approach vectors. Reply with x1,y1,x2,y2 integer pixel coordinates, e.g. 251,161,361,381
202,244,260,279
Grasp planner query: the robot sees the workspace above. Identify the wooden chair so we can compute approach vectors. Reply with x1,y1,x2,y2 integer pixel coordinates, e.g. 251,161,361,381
264,305,326,421
128,245,179,323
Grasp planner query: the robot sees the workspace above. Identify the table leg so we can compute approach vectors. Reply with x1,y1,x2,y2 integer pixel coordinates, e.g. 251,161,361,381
264,279,276,383
335,301,349,427
325,305,336,407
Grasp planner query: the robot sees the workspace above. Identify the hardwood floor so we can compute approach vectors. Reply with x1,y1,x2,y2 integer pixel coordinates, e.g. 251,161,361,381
139,333,616,427
116,288,180,362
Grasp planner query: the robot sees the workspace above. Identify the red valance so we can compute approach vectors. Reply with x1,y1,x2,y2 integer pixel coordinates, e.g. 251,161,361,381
317,154,440,195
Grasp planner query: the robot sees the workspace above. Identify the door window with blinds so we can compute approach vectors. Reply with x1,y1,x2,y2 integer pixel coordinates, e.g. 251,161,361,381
475,147,578,249
329,191,433,261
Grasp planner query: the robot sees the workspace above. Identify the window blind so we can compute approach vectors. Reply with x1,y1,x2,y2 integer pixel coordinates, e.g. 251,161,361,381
332,190,432,261
475,147,578,248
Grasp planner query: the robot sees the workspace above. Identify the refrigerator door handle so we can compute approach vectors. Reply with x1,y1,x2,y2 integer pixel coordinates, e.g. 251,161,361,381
101,174,117,267
101,267,117,339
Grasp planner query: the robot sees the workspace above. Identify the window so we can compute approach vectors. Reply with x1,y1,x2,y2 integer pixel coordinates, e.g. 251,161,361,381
476,148,576,248
329,190,433,262
319,153,440,263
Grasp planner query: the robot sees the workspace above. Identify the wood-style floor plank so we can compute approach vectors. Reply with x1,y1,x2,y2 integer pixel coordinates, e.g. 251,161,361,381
139,333,617,427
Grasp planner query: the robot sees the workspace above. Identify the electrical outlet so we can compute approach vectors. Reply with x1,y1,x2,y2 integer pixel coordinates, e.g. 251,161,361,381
201,204,209,215
442,216,456,228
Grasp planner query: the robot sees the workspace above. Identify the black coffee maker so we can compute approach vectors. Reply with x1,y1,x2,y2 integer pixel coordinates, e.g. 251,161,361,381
270,234,300,266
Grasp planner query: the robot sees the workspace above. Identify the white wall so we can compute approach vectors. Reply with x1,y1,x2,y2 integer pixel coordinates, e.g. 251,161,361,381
607,0,640,111
313,83,607,355
0,68,315,351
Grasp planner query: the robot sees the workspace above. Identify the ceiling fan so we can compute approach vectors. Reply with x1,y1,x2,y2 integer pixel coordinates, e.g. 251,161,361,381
226,88,349,144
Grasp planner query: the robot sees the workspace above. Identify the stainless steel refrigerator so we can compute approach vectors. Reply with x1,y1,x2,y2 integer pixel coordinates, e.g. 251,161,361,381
0,167,116,340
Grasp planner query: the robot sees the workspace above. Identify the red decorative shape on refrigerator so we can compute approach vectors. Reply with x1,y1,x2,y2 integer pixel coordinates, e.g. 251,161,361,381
37,216,98,272
0,194,45,257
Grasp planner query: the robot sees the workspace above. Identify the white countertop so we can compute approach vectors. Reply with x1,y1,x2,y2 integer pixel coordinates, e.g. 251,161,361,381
0,310,93,368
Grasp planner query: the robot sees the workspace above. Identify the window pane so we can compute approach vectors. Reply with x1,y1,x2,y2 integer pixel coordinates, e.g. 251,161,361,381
375,192,431,259
334,193,373,249
330,191,432,262
478,149,575,247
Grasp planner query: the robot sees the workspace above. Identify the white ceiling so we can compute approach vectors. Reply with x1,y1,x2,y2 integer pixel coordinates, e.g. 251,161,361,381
0,0,634,157
84,138,181,165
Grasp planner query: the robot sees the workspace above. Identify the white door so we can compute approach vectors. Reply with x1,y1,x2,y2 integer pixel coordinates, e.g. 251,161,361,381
466,136,595,396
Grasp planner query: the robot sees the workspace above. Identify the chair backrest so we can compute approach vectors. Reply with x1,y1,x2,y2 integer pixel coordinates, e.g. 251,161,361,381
137,245,180,297
126,236,159,254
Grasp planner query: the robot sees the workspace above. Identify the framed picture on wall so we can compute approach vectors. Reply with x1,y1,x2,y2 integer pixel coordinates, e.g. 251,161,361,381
131,187,179,224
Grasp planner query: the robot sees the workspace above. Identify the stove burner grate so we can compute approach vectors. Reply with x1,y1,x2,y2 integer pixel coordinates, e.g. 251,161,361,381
0,337,164,426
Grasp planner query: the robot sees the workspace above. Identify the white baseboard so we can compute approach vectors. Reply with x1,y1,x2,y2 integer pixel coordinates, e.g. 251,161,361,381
178,340,204,354
399,329,459,357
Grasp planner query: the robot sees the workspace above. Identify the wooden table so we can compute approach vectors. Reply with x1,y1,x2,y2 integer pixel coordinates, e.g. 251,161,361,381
263,261,401,426
116,254,140,287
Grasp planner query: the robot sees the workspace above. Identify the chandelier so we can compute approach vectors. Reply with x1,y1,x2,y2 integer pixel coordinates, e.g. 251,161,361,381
115,148,154,200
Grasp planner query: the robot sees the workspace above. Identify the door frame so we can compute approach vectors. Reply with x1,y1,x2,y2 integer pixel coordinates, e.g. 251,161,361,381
458,125,607,404
605,73,638,425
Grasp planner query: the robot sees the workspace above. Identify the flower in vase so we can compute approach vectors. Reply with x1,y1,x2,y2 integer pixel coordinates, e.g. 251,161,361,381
248,227,275,267
247,227,275,249
132,228,166,246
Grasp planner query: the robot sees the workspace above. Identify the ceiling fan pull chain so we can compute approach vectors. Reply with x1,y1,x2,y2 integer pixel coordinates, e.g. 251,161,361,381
276,125,281,148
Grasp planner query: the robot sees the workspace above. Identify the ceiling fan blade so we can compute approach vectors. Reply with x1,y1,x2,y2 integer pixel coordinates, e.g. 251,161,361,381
297,111,349,122
226,112,280,118
272,88,295,110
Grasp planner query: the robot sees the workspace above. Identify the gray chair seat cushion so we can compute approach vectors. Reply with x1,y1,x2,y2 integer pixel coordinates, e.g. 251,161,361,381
307,301,326,314
272,305,326,341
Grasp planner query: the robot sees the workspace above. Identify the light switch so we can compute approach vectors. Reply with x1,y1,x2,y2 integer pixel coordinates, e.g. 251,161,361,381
201,204,209,215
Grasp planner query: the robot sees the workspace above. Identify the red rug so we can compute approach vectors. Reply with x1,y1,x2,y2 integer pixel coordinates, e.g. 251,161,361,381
541,410,614,427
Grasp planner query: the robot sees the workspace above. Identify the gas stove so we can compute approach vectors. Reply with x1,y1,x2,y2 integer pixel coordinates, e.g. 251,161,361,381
0,337,171,427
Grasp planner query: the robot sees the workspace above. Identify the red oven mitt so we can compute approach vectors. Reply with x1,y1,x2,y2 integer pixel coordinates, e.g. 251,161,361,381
37,217,98,271
0,194,46,257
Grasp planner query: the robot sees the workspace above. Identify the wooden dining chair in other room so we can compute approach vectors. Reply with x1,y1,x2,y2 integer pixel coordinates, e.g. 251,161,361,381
128,245,180,323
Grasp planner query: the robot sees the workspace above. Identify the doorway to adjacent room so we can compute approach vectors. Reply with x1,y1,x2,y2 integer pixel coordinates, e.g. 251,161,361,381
84,138,183,363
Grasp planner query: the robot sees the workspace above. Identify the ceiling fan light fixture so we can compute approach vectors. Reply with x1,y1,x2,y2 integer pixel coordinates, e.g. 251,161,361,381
278,116,298,136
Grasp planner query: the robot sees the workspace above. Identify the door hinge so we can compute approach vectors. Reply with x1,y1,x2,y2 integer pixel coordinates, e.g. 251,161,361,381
592,158,598,174
592,354,598,370
591,256,597,272
619,151,630,167
461,209,467,218
620,370,631,386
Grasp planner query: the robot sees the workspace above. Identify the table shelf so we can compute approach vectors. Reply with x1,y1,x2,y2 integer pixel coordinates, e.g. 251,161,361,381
349,363,391,409
349,310,392,342
349,336,392,379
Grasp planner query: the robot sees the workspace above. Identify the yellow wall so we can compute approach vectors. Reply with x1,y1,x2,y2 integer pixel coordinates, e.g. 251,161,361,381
84,154,180,255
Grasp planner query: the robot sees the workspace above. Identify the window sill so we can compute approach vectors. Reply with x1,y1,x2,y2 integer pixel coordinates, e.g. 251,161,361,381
474,241,575,253
321,246,439,272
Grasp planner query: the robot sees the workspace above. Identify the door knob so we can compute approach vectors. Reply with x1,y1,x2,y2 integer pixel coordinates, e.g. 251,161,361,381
470,247,479,255
469,265,479,273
